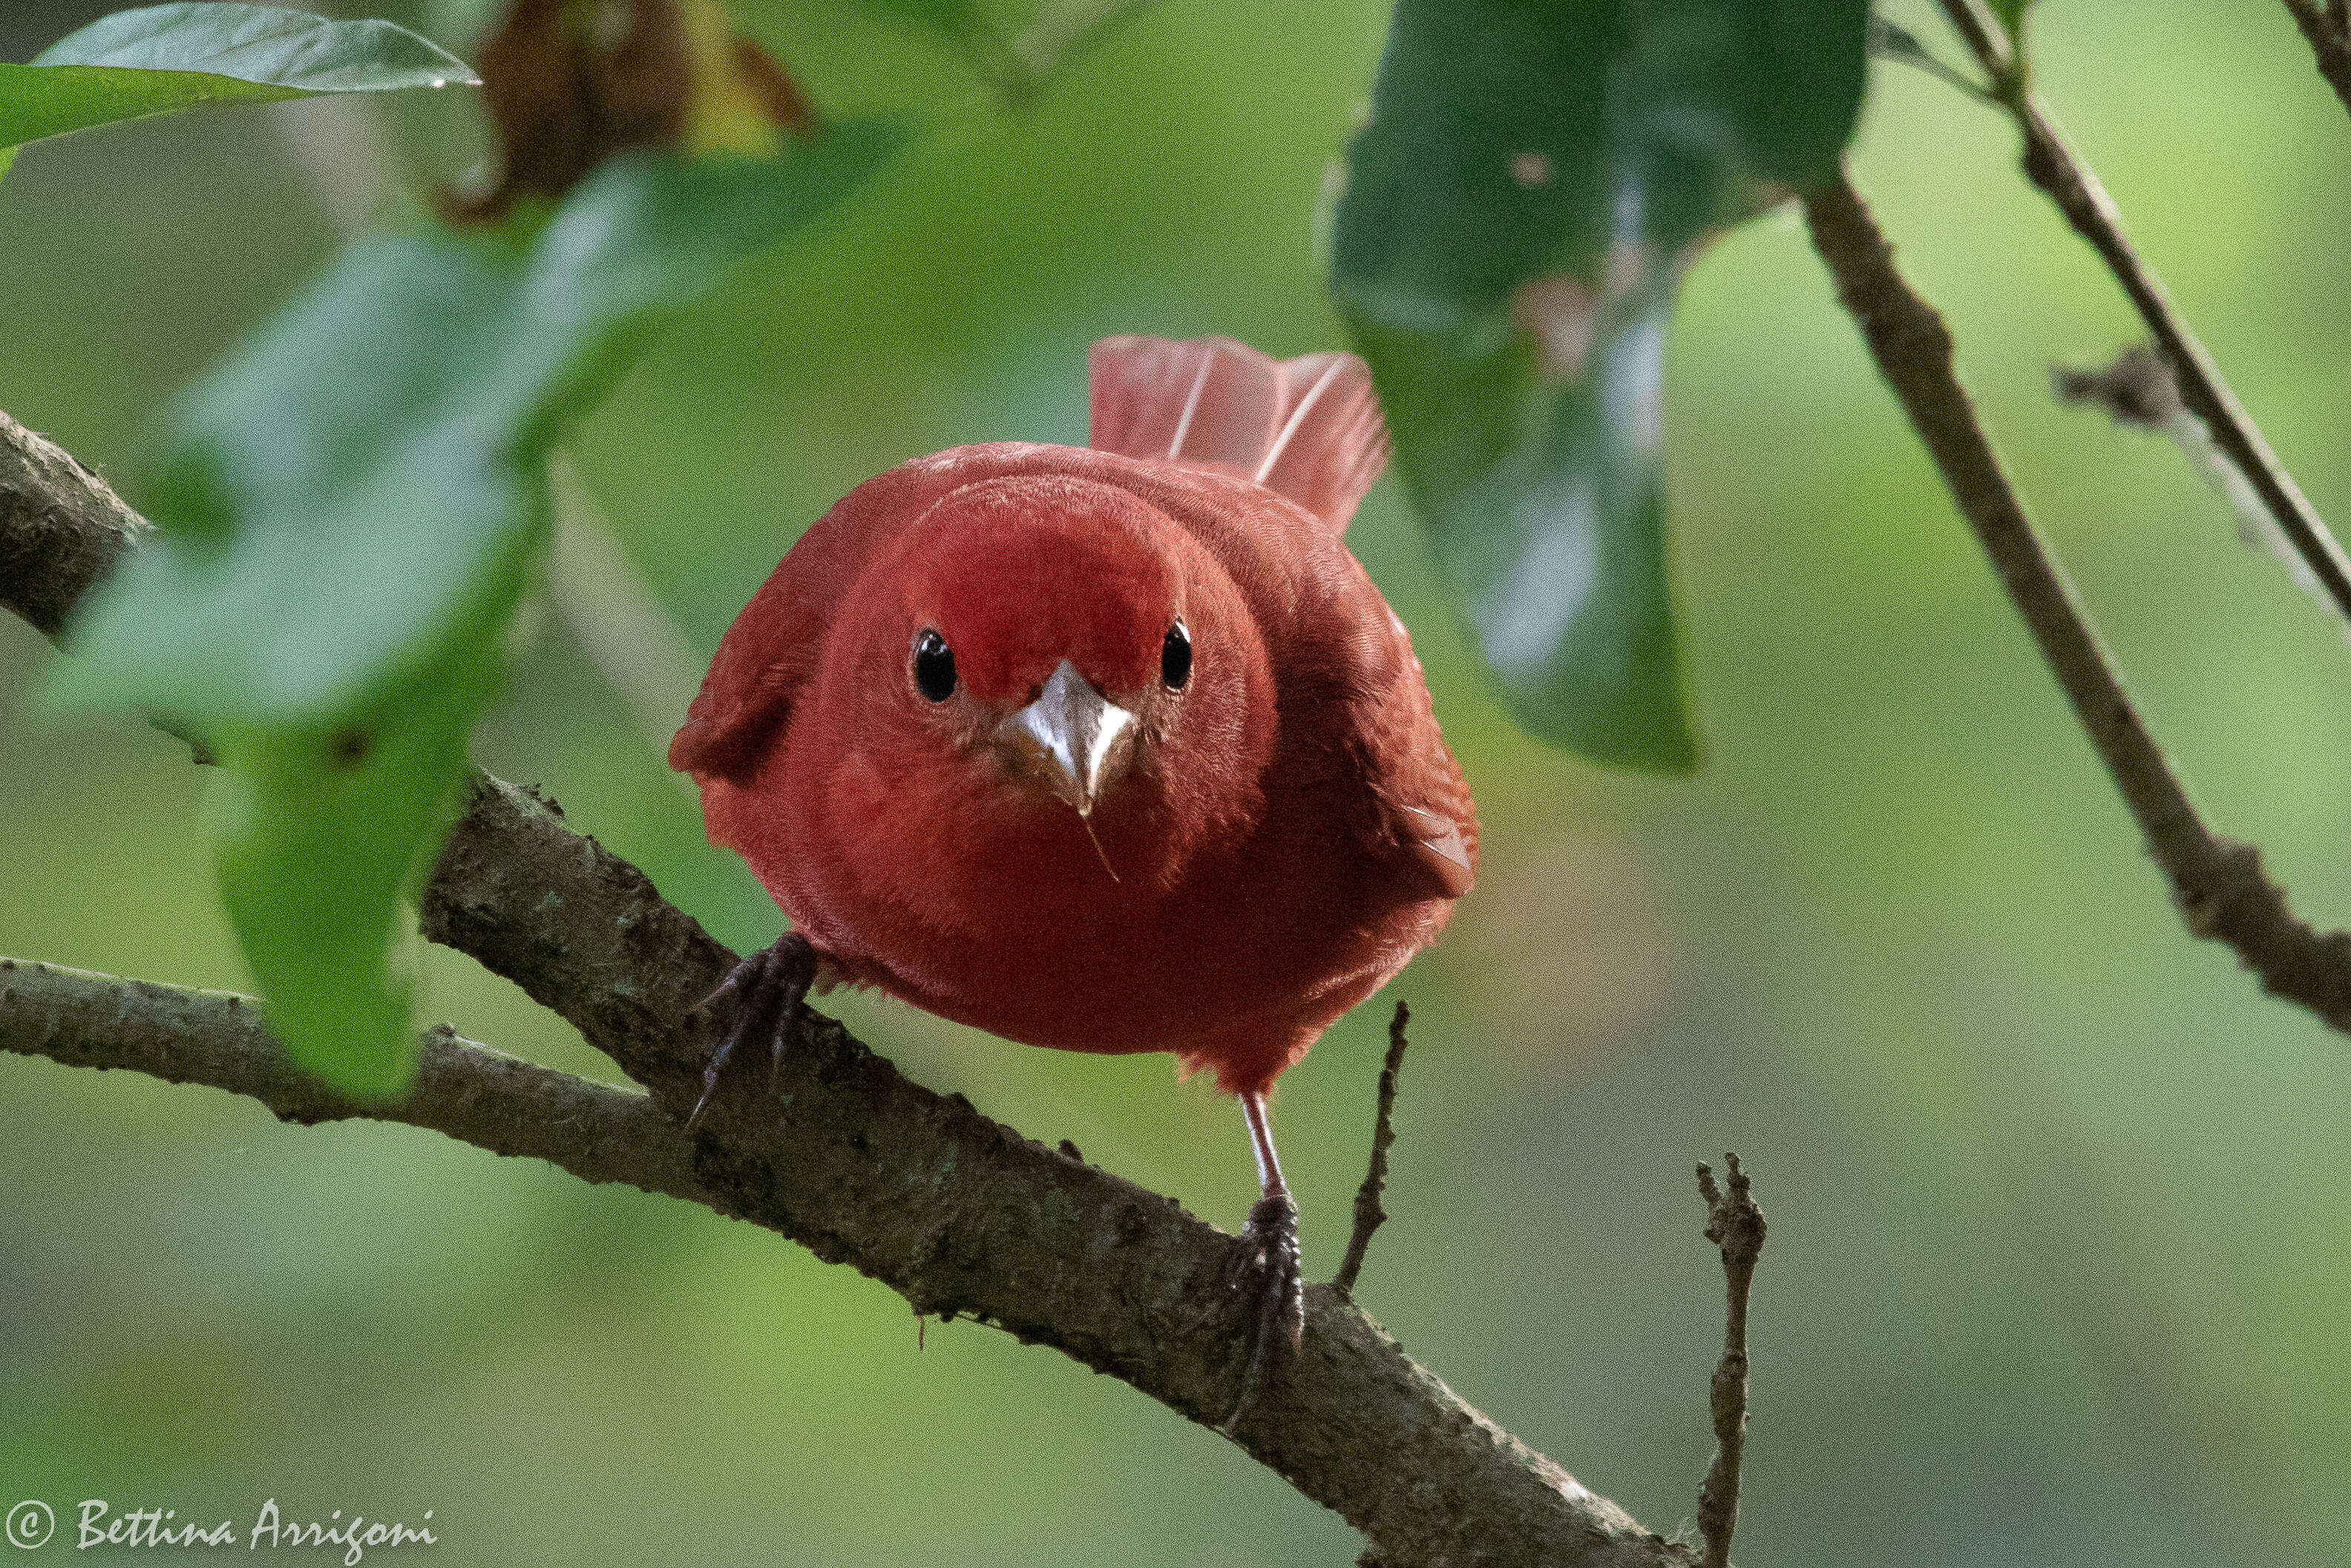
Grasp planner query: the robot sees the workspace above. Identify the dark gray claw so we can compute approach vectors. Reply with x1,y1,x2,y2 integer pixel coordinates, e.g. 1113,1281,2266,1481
1222,1190,1305,1433
686,933,817,1130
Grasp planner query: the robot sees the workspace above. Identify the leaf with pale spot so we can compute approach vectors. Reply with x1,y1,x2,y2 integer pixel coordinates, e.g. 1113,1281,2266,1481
1332,0,1868,770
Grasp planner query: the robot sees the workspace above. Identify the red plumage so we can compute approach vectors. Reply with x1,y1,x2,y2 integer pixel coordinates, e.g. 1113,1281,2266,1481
671,335,1476,1097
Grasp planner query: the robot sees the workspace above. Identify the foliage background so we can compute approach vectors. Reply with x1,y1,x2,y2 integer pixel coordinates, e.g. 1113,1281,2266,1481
3,0,2348,1561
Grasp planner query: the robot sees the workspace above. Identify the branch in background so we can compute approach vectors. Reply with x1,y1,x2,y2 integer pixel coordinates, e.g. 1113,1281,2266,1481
1,408,1696,1568
1333,1000,1410,1298
2280,1,2351,120
1803,170,2351,1038
0,957,707,1203
546,450,708,788
1932,0,2351,632
1693,1156,1765,1568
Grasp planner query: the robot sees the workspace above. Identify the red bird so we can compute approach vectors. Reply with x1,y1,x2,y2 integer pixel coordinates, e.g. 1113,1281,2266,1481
670,335,1477,1397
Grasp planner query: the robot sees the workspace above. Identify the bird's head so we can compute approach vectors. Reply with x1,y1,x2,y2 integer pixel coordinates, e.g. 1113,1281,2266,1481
823,472,1273,876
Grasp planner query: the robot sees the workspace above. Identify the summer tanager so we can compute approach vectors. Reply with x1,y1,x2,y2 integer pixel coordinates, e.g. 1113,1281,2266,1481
670,335,1477,1396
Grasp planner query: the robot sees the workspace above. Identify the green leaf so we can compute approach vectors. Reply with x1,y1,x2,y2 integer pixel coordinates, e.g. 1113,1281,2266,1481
206,638,505,1100
1332,0,1867,771
1,4,474,160
1987,0,2033,40
53,122,903,1096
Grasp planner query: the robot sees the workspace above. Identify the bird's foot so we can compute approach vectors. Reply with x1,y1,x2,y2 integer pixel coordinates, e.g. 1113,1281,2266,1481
1220,1190,1305,1434
686,932,818,1130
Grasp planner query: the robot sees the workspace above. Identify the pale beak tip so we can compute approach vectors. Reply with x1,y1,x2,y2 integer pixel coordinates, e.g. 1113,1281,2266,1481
1000,658,1139,816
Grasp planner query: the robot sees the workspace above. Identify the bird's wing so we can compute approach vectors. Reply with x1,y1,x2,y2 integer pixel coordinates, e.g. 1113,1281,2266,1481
1088,335,1391,535
669,450,1006,785
1343,594,1479,902
1111,459,1476,902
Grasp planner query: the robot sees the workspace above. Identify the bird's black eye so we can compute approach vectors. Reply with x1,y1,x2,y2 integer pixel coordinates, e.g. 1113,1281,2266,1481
913,629,957,702
1161,619,1192,691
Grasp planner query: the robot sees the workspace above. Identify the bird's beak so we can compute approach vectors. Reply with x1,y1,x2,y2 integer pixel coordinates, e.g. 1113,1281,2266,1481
994,658,1138,817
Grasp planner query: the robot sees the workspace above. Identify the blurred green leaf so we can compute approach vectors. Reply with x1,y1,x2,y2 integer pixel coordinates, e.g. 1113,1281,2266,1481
1332,0,1867,771
206,641,505,1100
52,122,903,1095
0,4,475,163
1988,0,2033,39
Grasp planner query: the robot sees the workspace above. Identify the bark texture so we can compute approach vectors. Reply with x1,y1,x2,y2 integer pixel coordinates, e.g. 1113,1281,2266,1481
0,409,149,640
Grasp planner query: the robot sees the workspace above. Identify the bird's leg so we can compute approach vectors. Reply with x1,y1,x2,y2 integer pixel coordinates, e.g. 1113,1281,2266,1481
1222,1088,1305,1433
685,931,819,1130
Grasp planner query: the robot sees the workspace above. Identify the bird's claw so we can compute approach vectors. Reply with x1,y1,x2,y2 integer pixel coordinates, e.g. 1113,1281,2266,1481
685,933,818,1131
1220,1190,1304,1434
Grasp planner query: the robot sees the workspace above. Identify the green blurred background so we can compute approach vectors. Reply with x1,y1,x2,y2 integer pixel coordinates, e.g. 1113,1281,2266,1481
5,0,2349,1561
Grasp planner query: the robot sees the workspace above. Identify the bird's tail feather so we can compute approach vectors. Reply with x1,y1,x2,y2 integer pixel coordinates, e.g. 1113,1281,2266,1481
1087,335,1390,534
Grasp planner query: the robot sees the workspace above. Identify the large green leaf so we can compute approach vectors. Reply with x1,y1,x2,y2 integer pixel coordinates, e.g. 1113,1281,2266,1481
53,123,903,1095
1332,0,1868,771
0,4,473,165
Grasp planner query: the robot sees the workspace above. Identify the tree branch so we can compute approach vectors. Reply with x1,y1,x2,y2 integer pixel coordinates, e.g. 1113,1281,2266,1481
422,773,1687,1567
1934,0,2351,631
2280,0,2351,122
1803,170,2351,1037
0,957,710,1202
0,409,148,641
0,405,1695,1568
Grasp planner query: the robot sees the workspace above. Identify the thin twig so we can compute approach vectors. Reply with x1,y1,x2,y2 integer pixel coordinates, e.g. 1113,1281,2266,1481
1803,169,2351,1040
2050,344,2182,432
1693,1156,1765,1568
2053,346,2319,600
2280,0,2351,121
1934,0,2351,632
1333,1000,1411,1298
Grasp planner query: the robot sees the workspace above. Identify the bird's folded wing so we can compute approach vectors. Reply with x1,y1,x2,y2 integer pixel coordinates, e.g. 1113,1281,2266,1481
1358,666,1479,902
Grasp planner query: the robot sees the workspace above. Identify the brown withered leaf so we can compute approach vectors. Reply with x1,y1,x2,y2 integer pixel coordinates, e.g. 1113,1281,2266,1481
732,33,816,140
445,0,816,223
